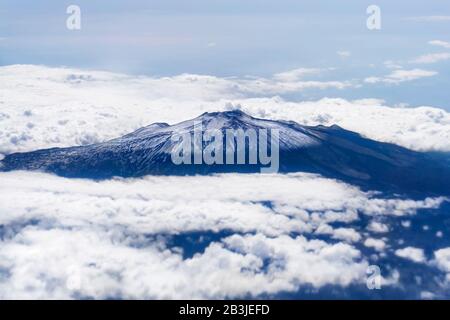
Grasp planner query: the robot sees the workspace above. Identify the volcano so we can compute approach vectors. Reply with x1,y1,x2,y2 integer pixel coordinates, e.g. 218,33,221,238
1,110,449,196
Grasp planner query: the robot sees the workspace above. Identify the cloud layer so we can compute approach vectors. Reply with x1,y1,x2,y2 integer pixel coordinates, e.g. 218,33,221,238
0,171,447,299
1,65,450,299
1,65,450,155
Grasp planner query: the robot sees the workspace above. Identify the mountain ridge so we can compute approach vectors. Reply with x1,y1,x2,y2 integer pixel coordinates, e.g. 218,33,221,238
1,110,449,196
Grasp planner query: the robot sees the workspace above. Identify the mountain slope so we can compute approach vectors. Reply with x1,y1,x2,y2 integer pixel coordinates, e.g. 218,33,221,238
1,110,449,196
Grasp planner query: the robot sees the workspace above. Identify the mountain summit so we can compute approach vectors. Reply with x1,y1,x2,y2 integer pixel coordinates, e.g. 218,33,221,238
1,110,449,196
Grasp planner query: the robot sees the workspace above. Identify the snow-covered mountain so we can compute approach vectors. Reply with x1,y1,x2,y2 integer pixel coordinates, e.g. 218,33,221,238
1,110,449,195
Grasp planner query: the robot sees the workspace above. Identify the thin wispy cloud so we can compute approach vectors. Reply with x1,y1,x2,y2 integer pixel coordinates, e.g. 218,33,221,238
411,53,450,64
364,69,438,85
404,16,450,22
272,67,326,82
337,51,351,58
429,40,450,49
383,60,403,69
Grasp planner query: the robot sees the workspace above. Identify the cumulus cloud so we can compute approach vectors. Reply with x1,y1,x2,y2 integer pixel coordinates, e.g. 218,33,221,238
367,221,389,233
364,238,386,252
0,65,449,155
401,220,411,228
315,225,361,243
0,171,445,298
431,248,450,287
0,228,368,299
0,172,443,236
434,248,450,274
331,228,361,243
395,247,426,263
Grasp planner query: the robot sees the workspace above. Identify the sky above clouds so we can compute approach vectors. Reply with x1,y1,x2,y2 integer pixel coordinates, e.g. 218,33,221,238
0,0,450,109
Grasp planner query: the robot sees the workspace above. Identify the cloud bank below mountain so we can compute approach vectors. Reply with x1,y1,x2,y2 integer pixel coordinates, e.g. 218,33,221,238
1,171,448,299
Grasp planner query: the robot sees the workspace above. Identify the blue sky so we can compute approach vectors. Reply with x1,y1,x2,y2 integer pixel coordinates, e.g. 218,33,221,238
1,0,450,109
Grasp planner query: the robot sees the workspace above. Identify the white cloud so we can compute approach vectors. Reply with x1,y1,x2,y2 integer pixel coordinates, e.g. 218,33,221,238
364,238,386,252
410,53,450,64
315,225,361,243
429,40,450,49
0,170,443,298
404,16,450,22
367,221,389,233
432,248,450,285
0,171,381,299
433,248,450,273
401,220,411,228
383,60,403,69
365,69,437,84
0,171,443,235
0,65,449,155
420,291,436,299
331,228,361,243
0,65,349,154
252,67,350,92
337,51,351,58
0,228,368,299
236,98,450,152
395,247,426,263
272,68,324,82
